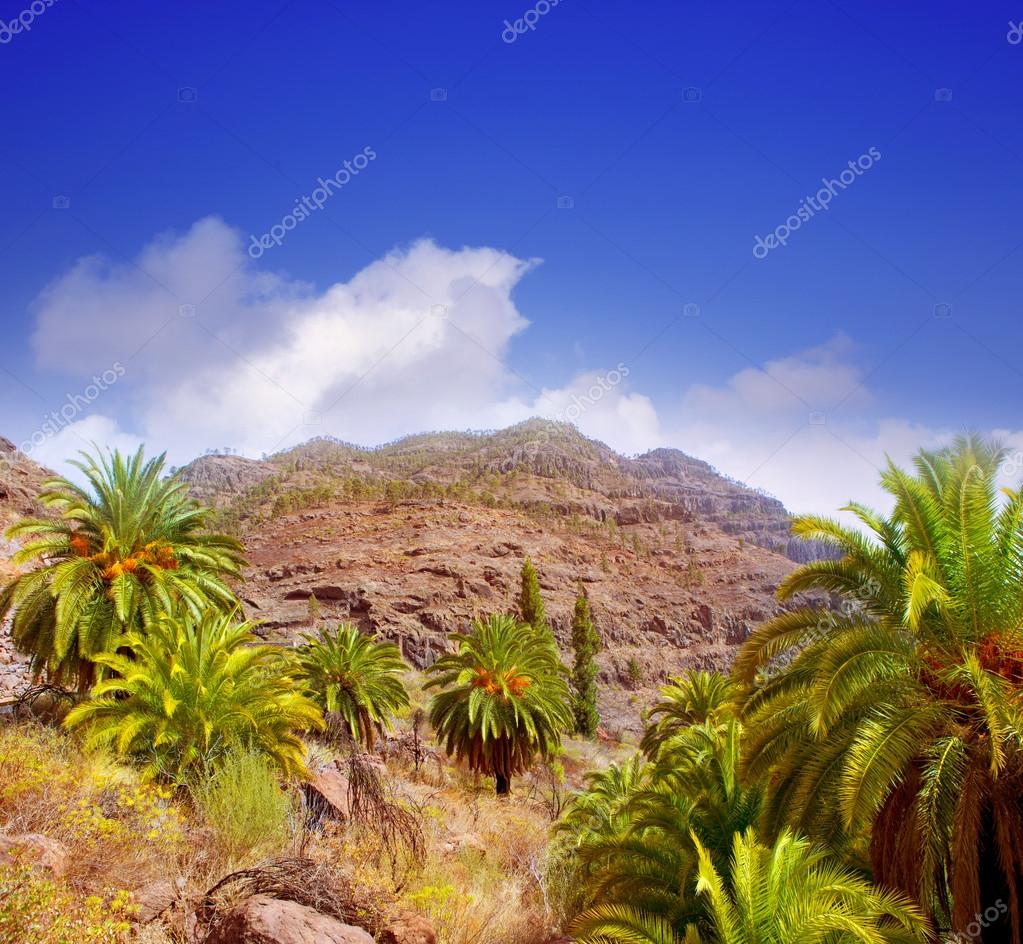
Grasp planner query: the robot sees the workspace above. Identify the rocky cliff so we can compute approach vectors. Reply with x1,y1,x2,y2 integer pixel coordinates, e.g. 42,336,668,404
181,420,802,735
0,439,52,703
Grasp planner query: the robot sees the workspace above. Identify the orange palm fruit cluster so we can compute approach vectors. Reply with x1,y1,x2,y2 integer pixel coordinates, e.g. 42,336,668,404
93,541,179,583
471,666,531,697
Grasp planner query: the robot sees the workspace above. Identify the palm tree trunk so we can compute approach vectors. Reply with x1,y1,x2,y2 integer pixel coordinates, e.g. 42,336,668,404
495,773,511,796
977,808,1016,943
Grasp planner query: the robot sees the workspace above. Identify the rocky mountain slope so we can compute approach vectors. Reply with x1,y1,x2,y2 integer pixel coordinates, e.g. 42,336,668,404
180,420,803,736
0,439,52,702
0,421,809,733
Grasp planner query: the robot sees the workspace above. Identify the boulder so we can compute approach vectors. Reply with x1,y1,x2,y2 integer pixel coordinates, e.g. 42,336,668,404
135,877,179,923
304,766,351,821
204,895,373,944
0,833,68,876
378,912,438,944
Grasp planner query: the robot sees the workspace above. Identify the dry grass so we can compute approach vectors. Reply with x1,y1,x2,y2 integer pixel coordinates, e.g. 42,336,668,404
0,714,619,944
0,723,184,896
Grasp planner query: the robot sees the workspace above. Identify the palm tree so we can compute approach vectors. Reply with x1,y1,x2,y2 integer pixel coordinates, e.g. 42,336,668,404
64,609,322,781
296,623,410,750
640,670,740,759
552,755,651,921
570,715,764,941
1,447,245,691
558,755,650,847
734,435,1023,939
680,829,926,944
425,613,571,794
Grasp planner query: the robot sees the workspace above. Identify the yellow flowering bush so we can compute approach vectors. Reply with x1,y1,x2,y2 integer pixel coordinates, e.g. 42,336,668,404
0,724,185,892
59,779,184,852
0,864,137,944
0,725,79,822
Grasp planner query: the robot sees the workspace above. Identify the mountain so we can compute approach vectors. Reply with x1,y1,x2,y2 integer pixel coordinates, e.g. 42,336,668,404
179,420,804,735
0,439,52,703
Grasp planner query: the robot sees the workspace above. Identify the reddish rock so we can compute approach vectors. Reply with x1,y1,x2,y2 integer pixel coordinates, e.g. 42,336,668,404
0,441,53,702
134,878,178,922
0,833,68,876
304,766,351,820
441,832,486,858
204,895,373,944
176,421,807,736
378,912,438,944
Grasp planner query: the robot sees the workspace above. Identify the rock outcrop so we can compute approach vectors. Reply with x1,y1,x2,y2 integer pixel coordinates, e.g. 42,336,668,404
204,895,374,944
180,420,808,735
378,913,438,944
0,440,51,704
0,833,69,876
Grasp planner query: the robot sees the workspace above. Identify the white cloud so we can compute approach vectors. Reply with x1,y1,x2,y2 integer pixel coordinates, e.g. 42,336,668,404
668,339,951,519
506,368,663,456
28,218,1016,519
32,219,543,462
25,415,144,474
30,218,666,468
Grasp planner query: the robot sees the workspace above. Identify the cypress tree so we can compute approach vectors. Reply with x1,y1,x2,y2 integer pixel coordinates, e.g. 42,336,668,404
518,557,552,639
570,586,600,737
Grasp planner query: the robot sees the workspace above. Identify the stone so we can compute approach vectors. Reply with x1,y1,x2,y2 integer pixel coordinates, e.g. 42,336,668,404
173,422,802,740
441,832,486,858
0,833,68,877
378,912,438,944
135,878,178,922
204,895,373,944
303,766,351,821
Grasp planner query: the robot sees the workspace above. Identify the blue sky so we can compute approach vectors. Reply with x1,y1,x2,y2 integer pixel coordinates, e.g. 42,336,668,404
2,0,1022,515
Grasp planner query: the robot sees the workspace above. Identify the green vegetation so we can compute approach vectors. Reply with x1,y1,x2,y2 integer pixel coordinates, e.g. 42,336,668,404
517,556,555,645
735,435,1023,938
0,864,137,943
5,433,1023,943
192,749,296,863
296,622,410,750
684,557,705,587
639,669,739,757
684,828,926,944
569,587,600,737
425,613,572,795
0,447,244,691
64,608,322,781
570,681,765,940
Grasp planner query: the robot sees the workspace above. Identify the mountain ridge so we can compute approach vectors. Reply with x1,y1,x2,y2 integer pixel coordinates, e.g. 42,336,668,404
180,419,795,554
177,419,805,735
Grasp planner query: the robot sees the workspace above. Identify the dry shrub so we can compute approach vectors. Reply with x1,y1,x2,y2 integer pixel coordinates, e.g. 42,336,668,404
0,863,137,944
405,877,542,944
196,857,387,939
0,723,184,895
343,752,425,876
400,786,556,944
11,684,76,725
